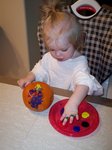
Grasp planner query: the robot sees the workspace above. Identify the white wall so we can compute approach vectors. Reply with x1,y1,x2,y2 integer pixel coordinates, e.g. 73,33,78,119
0,0,30,78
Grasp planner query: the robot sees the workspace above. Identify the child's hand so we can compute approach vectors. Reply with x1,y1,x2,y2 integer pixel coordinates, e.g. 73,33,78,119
17,78,31,89
60,85,89,126
60,100,79,126
17,72,35,89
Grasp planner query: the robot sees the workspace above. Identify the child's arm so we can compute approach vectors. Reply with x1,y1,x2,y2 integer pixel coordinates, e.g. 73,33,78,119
60,85,89,125
17,72,35,89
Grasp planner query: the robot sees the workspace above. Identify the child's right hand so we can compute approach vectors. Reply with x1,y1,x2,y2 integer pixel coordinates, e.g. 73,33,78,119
17,78,31,89
17,72,35,89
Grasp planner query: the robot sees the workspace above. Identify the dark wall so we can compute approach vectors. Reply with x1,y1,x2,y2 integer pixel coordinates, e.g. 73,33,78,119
24,0,43,69
96,0,112,6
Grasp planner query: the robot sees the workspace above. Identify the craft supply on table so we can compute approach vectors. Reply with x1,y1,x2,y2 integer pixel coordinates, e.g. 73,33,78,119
49,99,99,137
22,82,54,112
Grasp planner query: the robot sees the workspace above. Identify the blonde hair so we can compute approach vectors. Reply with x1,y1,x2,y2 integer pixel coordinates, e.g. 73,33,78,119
41,0,84,51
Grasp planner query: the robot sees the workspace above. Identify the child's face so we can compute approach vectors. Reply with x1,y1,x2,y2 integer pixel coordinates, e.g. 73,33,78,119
47,35,75,61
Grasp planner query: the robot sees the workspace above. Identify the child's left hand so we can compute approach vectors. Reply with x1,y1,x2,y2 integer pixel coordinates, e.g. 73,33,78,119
60,100,79,126
60,85,89,126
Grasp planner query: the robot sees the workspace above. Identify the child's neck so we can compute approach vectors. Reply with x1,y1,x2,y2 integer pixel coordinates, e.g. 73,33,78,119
72,50,81,59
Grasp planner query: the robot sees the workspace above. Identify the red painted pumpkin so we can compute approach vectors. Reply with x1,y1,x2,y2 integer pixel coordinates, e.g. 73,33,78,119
22,82,54,111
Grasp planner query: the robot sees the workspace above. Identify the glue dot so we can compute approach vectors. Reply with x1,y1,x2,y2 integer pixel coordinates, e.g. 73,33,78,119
81,121,89,128
73,126,80,132
60,108,64,115
82,112,90,118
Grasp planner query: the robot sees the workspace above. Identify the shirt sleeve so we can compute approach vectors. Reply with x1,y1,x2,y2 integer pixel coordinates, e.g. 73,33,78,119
31,53,49,82
72,71,103,96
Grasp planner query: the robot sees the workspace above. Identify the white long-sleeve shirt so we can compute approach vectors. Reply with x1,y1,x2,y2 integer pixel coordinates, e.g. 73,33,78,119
32,52,103,95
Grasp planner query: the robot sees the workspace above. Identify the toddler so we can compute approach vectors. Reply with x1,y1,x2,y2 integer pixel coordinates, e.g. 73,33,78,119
18,1,103,125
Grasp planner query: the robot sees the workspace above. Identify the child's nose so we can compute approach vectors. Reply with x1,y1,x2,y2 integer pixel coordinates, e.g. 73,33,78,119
55,51,61,57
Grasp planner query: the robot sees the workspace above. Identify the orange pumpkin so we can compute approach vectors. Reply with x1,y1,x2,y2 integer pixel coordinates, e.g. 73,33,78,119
22,82,54,111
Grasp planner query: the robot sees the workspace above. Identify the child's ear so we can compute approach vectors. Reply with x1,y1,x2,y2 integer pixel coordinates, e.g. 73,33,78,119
77,31,87,50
